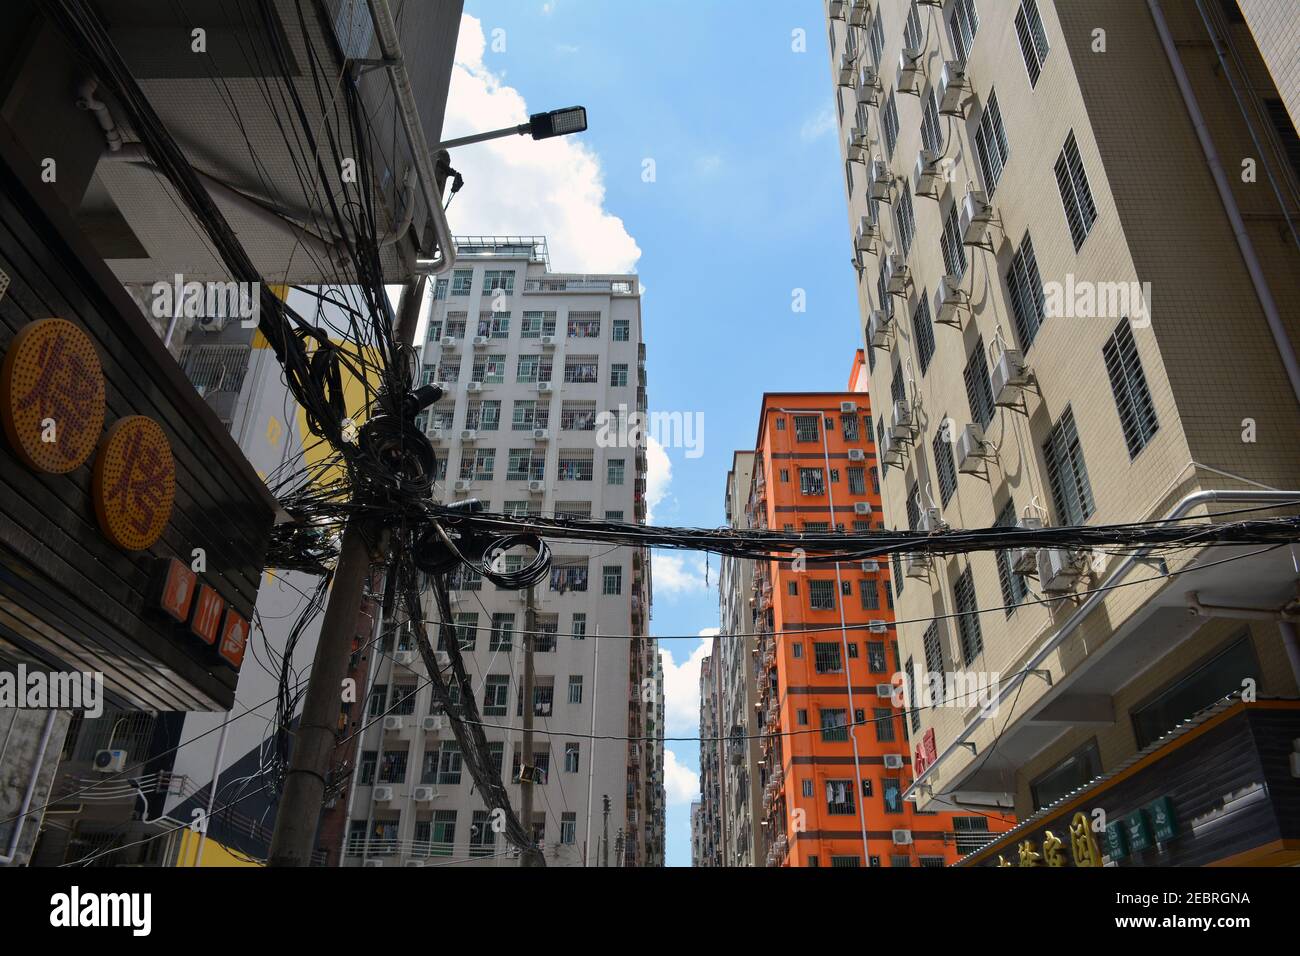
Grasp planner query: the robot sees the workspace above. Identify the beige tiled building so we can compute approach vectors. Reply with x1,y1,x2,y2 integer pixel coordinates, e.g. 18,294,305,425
827,0,1300,864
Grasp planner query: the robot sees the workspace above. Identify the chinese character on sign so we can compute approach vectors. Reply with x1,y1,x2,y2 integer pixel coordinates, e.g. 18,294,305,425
92,416,175,550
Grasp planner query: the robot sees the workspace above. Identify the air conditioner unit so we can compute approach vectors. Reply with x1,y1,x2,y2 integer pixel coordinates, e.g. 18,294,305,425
472,335,489,347
533,428,549,441
917,507,942,533
429,427,446,442
422,714,446,733
440,335,457,348
93,749,127,773
866,309,891,351
1010,515,1044,574
853,501,872,515
959,190,994,246
991,349,1031,408
905,552,930,579
847,447,866,461
828,0,846,21
540,335,557,349
1037,547,1080,594
413,786,438,803
861,559,880,572
196,314,228,333
883,754,905,769
876,684,895,698
363,858,385,867
856,65,881,107
383,716,403,732
934,274,969,327
892,828,914,845
466,381,483,392
848,0,871,27
837,52,857,87
867,159,892,202
937,60,971,116
453,479,472,493
914,148,943,197
889,399,912,439
896,48,924,95
460,429,478,442
840,401,859,414
435,650,451,667
855,215,879,256
955,423,988,474
393,650,415,666
879,428,902,468
884,254,910,296
537,382,553,393
528,480,546,494
373,786,394,802
847,126,870,163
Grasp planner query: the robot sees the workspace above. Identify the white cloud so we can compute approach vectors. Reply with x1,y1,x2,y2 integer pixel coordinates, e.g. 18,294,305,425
800,103,837,142
659,631,716,736
653,553,708,597
663,749,699,806
645,435,670,524
445,15,640,274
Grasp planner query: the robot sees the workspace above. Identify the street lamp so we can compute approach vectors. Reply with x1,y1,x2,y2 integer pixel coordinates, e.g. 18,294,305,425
437,106,588,150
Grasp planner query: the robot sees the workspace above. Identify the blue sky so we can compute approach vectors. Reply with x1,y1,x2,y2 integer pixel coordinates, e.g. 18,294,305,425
458,0,859,866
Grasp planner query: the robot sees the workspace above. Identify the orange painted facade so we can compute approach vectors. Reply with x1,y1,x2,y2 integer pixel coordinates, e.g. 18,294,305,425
748,365,1013,866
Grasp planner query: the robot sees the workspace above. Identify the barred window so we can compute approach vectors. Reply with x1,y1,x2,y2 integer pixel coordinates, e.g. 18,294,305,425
813,640,844,673
932,424,957,506
973,90,1009,196
922,620,946,703
1006,231,1046,349
963,338,995,428
490,614,515,651
1055,130,1098,250
1014,0,1051,87
1103,318,1159,457
821,708,849,742
949,0,979,63
1042,406,1095,524
954,567,983,665
793,414,819,442
826,779,856,815
563,355,599,383
809,581,836,611
560,400,598,430
894,186,916,256
940,202,967,279
921,86,943,153
557,449,594,481
993,499,1029,613
521,310,556,337
799,467,825,496
867,640,887,671
912,293,936,374
566,311,601,337
883,90,900,159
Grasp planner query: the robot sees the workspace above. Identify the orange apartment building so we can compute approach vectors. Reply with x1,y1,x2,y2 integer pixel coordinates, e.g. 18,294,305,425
747,356,1014,866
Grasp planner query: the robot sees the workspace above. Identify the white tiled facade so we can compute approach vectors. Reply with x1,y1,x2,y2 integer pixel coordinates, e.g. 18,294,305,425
341,238,662,866
827,0,1300,818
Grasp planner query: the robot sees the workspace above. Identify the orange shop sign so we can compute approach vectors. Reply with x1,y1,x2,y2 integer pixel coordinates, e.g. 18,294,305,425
154,558,249,672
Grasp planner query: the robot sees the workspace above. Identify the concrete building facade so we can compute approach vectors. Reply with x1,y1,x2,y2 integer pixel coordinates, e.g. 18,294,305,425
827,0,1300,864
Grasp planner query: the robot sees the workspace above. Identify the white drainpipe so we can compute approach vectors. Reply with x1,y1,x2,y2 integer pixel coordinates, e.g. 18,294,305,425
1,710,59,865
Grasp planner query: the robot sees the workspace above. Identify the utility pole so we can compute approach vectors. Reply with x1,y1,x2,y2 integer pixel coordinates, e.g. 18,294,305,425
519,584,544,867
268,276,427,867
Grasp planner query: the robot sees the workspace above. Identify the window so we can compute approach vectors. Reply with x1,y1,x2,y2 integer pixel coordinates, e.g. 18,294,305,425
932,425,957,506
796,708,808,726
867,641,887,672
512,399,549,430
1014,0,1051,87
602,565,623,595
1030,740,1100,811
612,318,630,341
566,311,601,337
470,810,495,855
845,159,855,197
904,0,923,49
437,743,462,785
516,354,552,383
882,777,904,813
607,458,626,485
922,620,946,704
535,615,559,651
874,707,896,742
482,270,514,295
793,414,819,442
458,447,495,482
429,811,457,856
390,684,417,716
560,400,598,431
438,356,461,383
1132,633,1259,749
963,338,995,428
563,355,599,384
940,202,967,279
551,560,588,592
993,499,1029,612
861,578,880,611
443,313,468,338
813,641,844,673
883,90,900,159
564,742,580,773
1055,130,1098,250
521,310,556,337
571,613,587,638
506,447,545,482
821,708,849,742
826,780,855,815
921,86,943,153
484,676,509,716
490,613,515,651
953,816,991,852
809,581,836,611
842,414,859,441
831,855,860,868
799,467,825,496
1006,232,1046,349
974,90,1009,195
906,657,920,732
868,13,885,67
948,0,979,63
912,294,936,375
557,450,594,481
848,466,866,495
1042,406,1095,525
568,675,583,704
1103,318,1159,457
894,186,916,256
464,400,500,431
560,812,577,844
477,312,510,339
450,269,473,295
358,751,377,785
367,684,387,719
953,567,983,665
610,363,629,386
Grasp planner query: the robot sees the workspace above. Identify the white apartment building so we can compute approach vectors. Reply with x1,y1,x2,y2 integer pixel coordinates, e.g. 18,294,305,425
340,238,662,867
828,0,1300,865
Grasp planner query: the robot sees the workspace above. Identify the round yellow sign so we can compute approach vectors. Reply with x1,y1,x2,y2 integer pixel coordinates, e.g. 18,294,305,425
1,318,106,473
93,416,176,551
